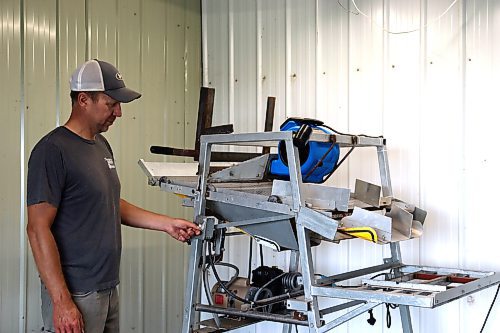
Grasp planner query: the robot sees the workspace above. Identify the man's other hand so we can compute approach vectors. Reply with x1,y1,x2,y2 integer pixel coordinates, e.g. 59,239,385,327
53,299,84,333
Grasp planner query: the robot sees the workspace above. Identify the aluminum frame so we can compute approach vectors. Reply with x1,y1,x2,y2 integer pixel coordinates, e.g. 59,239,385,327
141,130,500,333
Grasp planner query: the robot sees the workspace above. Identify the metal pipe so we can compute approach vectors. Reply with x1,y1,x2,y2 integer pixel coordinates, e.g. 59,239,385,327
319,300,365,316
316,261,402,286
253,290,304,306
194,304,309,326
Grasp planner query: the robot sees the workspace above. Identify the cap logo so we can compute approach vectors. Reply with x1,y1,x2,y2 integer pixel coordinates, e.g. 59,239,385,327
115,73,123,81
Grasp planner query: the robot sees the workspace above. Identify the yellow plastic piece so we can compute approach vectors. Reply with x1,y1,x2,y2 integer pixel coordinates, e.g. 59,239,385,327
338,227,378,243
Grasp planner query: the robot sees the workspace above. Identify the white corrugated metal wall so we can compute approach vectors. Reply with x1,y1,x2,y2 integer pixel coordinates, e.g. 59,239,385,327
0,0,200,332
202,0,500,332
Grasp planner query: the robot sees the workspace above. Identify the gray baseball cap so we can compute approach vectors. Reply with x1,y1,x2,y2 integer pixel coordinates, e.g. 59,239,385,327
70,59,141,103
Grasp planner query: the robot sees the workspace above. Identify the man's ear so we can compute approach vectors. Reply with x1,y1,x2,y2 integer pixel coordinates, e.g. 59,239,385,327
77,92,94,108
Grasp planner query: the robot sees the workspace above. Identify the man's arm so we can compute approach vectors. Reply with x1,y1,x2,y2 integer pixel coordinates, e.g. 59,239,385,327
27,202,84,333
120,199,200,242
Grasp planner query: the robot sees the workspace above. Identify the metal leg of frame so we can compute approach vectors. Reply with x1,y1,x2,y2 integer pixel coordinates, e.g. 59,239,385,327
378,146,414,333
282,250,300,333
389,242,414,333
181,238,204,333
182,140,213,333
377,145,393,198
296,224,321,332
389,242,402,265
317,302,381,333
399,305,414,333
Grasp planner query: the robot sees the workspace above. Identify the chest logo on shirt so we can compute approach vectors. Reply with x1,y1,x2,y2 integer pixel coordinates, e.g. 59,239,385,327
104,158,116,169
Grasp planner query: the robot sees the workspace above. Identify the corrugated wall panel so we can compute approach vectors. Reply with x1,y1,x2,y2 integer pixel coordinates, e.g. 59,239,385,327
203,0,230,126
163,0,195,331
0,1,22,332
24,1,59,330
315,3,351,331
461,0,500,332
259,0,286,131
383,1,425,332
115,0,146,330
203,0,500,332
0,0,200,332
346,1,387,330
184,0,202,148
257,0,288,292
288,0,316,119
58,0,86,132
419,0,464,332
141,1,170,332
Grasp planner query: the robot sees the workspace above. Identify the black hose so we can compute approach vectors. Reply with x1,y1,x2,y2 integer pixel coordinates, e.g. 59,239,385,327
480,284,500,333
209,256,253,305
303,141,336,181
202,242,222,328
322,146,355,183
214,262,239,288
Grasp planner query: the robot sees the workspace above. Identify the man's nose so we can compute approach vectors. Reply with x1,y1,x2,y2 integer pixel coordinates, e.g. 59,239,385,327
113,103,122,117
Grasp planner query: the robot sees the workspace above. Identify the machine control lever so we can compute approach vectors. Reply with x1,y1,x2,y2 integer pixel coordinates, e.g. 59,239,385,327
195,215,218,241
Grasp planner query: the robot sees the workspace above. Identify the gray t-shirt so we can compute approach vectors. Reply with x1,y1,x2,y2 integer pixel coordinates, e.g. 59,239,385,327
27,126,121,293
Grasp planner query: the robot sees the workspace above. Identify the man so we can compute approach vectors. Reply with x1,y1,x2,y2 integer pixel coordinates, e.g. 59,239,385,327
27,59,200,333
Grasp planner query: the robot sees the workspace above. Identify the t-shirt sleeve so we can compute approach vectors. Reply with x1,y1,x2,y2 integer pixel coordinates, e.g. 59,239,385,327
99,134,114,157
27,141,66,207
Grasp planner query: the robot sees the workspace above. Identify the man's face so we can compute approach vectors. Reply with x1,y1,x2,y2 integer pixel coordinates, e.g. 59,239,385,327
83,92,122,133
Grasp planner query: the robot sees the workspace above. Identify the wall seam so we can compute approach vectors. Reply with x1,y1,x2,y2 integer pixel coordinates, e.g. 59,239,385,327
85,0,89,58
285,0,291,118
228,0,234,126
256,0,262,133
55,0,60,127
417,0,428,330
201,0,208,86
458,0,467,332
138,1,145,331
19,0,27,331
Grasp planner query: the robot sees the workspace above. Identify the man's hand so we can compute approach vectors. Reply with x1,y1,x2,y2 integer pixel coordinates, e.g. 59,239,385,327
120,199,201,241
164,218,201,242
53,299,84,333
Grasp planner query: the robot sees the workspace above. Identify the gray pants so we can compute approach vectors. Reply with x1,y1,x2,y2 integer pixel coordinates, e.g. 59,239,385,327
41,283,119,333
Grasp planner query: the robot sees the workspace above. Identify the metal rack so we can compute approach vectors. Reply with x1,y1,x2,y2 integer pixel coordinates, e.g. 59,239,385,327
140,130,500,333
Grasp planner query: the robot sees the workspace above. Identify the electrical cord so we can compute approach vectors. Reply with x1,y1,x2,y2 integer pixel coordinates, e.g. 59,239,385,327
209,257,253,305
480,284,500,333
303,142,354,183
385,303,398,328
207,238,252,306
202,242,222,328
215,262,240,288
322,124,382,139
370,272,387,280
346,0,459,35
303,123,380,183
303,141,336,181
337,0,358,15
322,146,355,182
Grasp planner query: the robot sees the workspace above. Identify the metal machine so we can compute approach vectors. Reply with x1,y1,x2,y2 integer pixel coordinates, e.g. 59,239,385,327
139,88,500,333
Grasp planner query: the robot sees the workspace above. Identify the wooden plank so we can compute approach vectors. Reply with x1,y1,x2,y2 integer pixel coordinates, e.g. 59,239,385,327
195,87,215,152
262,96,276,154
